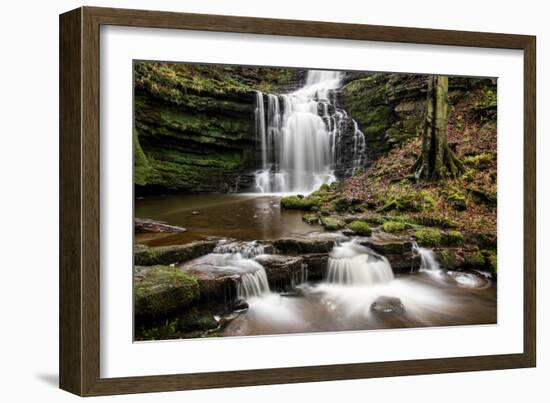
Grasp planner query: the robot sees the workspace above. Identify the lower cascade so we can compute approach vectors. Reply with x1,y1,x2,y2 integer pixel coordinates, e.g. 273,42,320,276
209,241,272,299
326,241,394,285
412,241,440,272
237,267,270,299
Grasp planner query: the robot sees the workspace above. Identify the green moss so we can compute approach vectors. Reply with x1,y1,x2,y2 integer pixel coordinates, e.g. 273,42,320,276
135,305,219,341
348,221,372,236
134,241,217,266
363,214,385,225
134,129,156,186
414,228,442,247
302,213,320,225
134,266,200,318
280,195,321,210
442,231,464,246
487,252,498,274
464,153,494,169
321,216,346,231
378,190,434,213
415,215,459,229
332,197,352,213
464,251,486,268
438,249,459,269
383,221,406,233
475,88,497,110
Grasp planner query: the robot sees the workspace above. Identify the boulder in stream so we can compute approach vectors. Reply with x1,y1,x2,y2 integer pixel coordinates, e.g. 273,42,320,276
370,296,405,315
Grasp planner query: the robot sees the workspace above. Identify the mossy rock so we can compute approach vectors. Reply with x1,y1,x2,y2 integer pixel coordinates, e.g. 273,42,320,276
332,197,352,213
442,231,464,246
414,228,442,247
302,213,320,225
464,251,486,268
363,214,385,225
134,241,217,266
469,187,497,208
383,221,406,233
135,305,219,341
280,195,321,210
134,265,200,318
438,249,460,269
415,215,459,229
378,190,434,213
486,251,498,275
348,221,372,236
464,249,497,273
446,192,468,211
321,216,346,231
464,153,494,169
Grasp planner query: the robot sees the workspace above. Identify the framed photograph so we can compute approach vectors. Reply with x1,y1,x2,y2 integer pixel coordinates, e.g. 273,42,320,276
59,6,536,396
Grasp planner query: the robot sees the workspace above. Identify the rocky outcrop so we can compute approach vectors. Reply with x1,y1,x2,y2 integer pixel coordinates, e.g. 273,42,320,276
134,62,302,194
134,217,187,233
179,255,242,303
301,253,329,281
254,254,305,290
134,241,218,266
359,233,420,273
272,237,336,254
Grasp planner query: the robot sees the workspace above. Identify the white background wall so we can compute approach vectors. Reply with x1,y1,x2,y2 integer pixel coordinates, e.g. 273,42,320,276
0,0,546,401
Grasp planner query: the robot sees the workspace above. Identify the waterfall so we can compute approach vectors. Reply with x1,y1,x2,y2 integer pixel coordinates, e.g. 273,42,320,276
214,240,265,259
254,70,367,194
412,242,441,272
208,241,271,299
237,267,270,299
326,241,394,285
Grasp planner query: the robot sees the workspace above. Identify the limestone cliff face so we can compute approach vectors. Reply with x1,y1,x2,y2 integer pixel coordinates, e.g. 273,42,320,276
134,62,302,194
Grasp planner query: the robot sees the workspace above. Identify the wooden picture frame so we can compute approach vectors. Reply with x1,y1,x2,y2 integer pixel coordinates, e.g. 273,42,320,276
59,6,536,396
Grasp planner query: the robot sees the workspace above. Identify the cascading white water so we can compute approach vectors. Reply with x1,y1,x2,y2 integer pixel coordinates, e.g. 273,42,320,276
326,241,394,285
254,70,367,194
209,241,271,299
214,240,265,259
237,266,270,299
412,241,441,273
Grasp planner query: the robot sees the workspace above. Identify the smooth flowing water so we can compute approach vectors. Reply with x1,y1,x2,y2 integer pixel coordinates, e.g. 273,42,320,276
225,242,496,336
224,272,497,336
254,70,366,194
135,194,320,246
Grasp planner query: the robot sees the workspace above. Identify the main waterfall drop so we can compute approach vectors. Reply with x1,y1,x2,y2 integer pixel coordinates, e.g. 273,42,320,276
254,70,367,194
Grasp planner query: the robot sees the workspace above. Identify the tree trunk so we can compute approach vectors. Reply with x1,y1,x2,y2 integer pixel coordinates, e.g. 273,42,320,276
413,75,463,180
